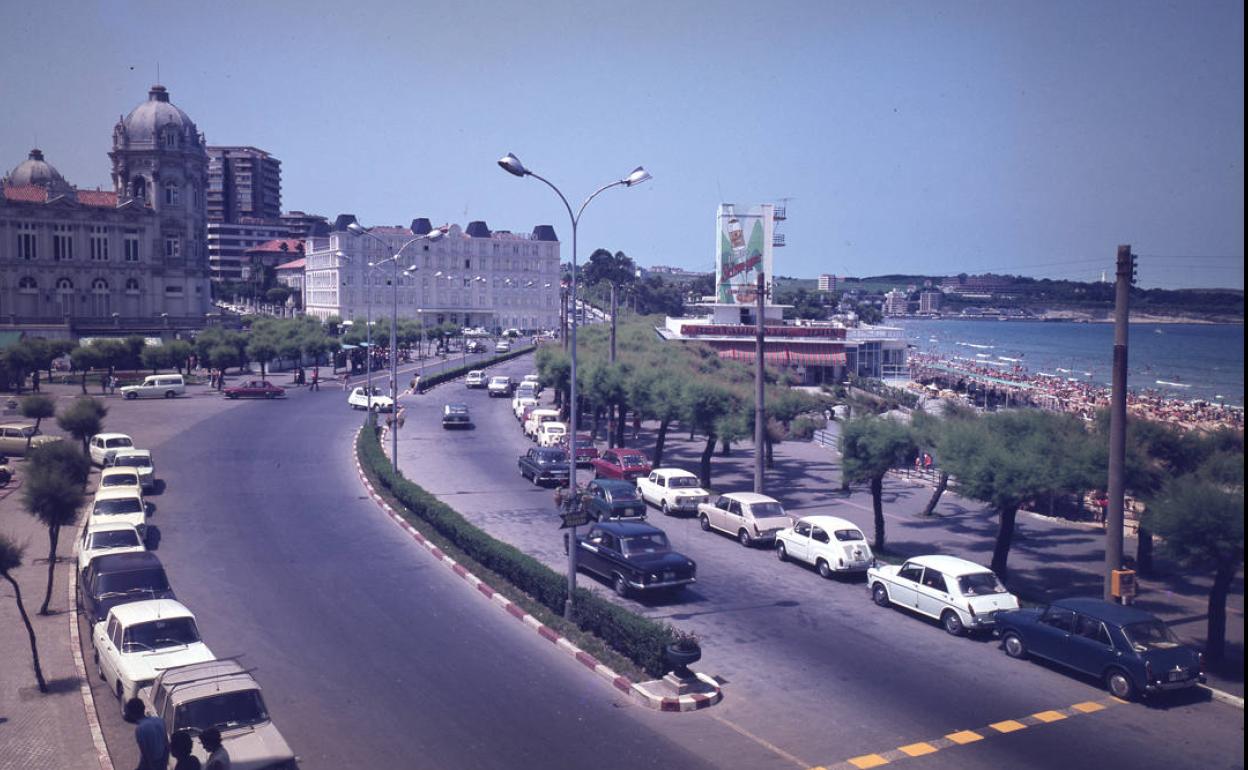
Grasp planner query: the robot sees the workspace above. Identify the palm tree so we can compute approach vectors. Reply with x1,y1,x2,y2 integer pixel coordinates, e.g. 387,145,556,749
0,534,47,693
22,442,89,614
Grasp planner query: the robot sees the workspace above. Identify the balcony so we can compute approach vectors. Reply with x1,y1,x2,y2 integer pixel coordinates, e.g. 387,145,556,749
773,206,786,221
772,234,786,247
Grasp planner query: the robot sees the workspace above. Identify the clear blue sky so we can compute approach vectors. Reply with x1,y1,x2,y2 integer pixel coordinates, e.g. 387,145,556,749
3,0,1243,289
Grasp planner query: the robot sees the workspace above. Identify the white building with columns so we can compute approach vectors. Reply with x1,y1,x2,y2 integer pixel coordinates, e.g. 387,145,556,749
303,216,561,331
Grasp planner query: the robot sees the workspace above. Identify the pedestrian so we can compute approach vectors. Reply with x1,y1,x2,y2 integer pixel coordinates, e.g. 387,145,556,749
109,375,118,395
411,374,421,394
396,405,407,430
170,731,201,770
310,371,319,391
200,727,231,770
125,697,169,770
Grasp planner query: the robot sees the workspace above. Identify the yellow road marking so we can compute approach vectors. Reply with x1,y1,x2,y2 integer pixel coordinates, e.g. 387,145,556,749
989,719,1027,733
898,742,938,757
848,755,890,769
946,730,984,745
1072,701,1106,713
1033,710,1067,723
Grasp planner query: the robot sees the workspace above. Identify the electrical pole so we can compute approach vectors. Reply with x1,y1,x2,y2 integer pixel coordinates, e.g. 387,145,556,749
609,282,617,364
1105,244,1134,602
754,271,766,494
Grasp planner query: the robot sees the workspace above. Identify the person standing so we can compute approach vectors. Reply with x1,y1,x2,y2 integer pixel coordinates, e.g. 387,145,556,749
310,370,319,391
124,697,169,770
200,728,231,770
170,731,201,770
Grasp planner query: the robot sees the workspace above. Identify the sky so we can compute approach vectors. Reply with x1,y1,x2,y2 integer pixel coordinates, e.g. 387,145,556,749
2,0,1243,290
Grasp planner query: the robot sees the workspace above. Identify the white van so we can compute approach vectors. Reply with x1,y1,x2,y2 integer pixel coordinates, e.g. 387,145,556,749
120,374,186,400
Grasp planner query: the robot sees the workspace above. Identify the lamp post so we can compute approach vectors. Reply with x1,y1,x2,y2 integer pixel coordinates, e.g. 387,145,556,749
498,152,651,618
349,223,445,471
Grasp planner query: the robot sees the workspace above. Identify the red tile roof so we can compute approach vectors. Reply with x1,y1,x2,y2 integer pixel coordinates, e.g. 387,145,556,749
244,238,304,255
76,189,119,207
2,184,48,203
275,257,306,271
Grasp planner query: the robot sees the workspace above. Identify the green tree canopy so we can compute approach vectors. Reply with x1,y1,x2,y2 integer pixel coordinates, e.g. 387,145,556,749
841,416,918,549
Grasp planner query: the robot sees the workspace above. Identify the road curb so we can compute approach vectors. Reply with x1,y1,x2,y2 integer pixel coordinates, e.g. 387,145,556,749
353,426,722,713
1201,685,1245,710
68,543,114,770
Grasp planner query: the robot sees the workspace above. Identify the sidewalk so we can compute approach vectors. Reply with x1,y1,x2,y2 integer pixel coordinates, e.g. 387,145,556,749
0,461,104,770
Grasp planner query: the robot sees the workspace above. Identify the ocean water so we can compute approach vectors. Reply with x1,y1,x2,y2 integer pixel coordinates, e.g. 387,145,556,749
900,319,1245,407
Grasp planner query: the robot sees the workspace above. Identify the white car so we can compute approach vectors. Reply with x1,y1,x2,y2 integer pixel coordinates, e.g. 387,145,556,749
637,468,709,516
522,373,541,392
89,433,135,466
776,515,873,578
487,376,513,397
88,488,148,538
77,521,145,577
697,492,794,547
495,340,512,353
868,554,1020,636
97,467,145,499
105,449,156,493
536,421,567,448
465,370,487,388
93,599,215,712
512,395,539,419
119,374,186,400
347,386,394,412
524,408,560,439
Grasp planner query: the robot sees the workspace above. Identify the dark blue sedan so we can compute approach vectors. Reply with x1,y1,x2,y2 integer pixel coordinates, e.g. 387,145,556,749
574,521,696,598
996,597,1204,699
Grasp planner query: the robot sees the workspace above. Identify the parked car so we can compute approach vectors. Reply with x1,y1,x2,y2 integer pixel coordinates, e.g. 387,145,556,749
519,403,541,428
0,423,61,456
119,374,186,400
88,488,148,538
573,521,696,597
223,379,285,399
636,468,708,515
589,448,652,481
80,551,174,626
105,449,156,493
514,381,539,401
89,433,135,466
97,466,145,499
495,340,512,353
997,597,1205,699
141,659,297,770
523,408,561,439
584,479,647,521
93,599,215,713
347,386,394,412
869,555,1019,635
77,521,145,578
465,370,487,388
561,432,599,466
776,515,873,579
518,447,570,487
512,395,539,420
522,373,542,392
697,492,794,547
442,403,473,429
536,421,568,448
487,375,514,397
466,340,487,354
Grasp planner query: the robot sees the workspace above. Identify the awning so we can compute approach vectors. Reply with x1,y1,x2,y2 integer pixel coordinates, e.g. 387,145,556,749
714,341,845,367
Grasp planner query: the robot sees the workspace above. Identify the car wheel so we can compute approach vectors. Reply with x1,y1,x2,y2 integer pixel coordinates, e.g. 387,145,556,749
613,575,630,598
699,513,711,531
1003,632,1027,659
817,559,833,579
872,583,890,607
941,610,965,636
164,391,176,399
1106,669,1136,700
94,651,104,681
124,392,137,400
738,529,752,547
661,500,670,516
776,542,787,562
227,393,238,399
115,681,123,701
266,392,276,399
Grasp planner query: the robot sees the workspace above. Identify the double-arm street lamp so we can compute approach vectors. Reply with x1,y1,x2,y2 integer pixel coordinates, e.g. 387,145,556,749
348,223,445,471
497,152,651,617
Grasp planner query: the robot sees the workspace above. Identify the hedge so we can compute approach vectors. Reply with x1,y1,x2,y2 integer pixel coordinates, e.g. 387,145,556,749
415,345,538,393
356,421,678,677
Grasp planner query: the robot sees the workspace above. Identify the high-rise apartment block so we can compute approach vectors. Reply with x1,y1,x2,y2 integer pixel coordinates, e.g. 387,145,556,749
207,146,282,222
818,273,837,292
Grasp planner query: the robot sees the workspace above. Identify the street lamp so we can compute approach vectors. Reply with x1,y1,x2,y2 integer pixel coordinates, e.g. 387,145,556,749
349,222,445,471
497,151,651,618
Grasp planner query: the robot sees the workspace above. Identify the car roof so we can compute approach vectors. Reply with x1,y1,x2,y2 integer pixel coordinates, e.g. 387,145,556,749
156,659,259,700
795,515,861,532
903,554,993,576
0,422,36,430
610,448,646,456
653,467,696,479
1053,597,1159,625
100,466,140,477
445,403,469,410
721,492,780,504
591,520,664,536
111,449,151,458
592,479,636,491
94,487,144,501
531,408,559,416
92,433,132,441
108,598,193,625
468,370,484,375
90,551,164,572
85,520,142,534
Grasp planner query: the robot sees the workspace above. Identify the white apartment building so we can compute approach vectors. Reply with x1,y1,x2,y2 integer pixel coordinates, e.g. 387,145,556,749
304,217,561,331
883,288,909,316
818,273,837,292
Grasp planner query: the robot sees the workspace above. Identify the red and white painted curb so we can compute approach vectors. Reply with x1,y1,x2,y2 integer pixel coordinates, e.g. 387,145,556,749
68,541,115,769
357,426,721,712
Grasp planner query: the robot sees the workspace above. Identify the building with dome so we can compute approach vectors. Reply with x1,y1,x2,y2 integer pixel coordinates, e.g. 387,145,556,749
0,85,214,336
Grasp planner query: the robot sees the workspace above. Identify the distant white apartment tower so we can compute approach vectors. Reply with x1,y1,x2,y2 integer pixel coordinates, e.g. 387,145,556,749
919,290,942,314
883,288,909,316
303,216,560,331
818,274,837,292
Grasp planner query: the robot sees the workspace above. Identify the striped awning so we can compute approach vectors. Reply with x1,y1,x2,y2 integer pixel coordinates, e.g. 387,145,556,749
714,342,846,367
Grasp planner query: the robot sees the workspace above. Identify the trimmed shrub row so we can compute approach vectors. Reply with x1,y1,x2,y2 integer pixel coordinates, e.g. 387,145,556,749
415,345,538,393
356,422,678,677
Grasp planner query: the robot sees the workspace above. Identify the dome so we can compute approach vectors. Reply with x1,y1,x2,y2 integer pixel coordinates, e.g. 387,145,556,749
117,85,201,148
4,148,71,191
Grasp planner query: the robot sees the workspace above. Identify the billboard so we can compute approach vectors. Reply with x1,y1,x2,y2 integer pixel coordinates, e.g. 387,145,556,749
715,204,774,304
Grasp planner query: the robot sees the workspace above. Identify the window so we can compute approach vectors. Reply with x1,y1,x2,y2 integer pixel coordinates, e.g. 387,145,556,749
124,230,140,262
165,285,184,295
793,521,811,537
811,527,830,544
53,224,74,261
921,568,948,593
56,277,74,290
125,278,140,293
164,237,181,258
1075,614,1112,646
1041,606,1077,633
18,276,38,292
92,278,109,291
898,563,924,583
164,183,179,206
18,222,38,259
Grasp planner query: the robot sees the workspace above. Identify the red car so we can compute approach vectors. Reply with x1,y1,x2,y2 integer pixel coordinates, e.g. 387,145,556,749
590,448,651,481
560,432,600,466
223,380,286,399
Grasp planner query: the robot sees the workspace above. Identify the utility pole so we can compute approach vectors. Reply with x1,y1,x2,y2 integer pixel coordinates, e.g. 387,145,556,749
754,271,766,494
561,286,569,352
609,282,618,364
1105,244,1135,602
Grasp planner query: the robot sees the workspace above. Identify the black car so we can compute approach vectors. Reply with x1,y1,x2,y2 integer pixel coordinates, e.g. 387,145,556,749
442,403,473,429
573,521,696,597
584,479,646,521
996,597,1205,700
80,552,175,626
518,447,570,487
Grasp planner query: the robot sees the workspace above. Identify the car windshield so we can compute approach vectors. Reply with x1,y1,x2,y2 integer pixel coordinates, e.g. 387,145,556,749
122,617,200,651
834,529,865,542
546,426,565,434
114,456,152,469
94,498,143,515
106,438,133,449
1122,620,1182,652
491,378,509,384
957,572,1007,595
102,474,139,487
620,533,671,555
620,454,647,468
97,570,169,595
90,530,141,549
175,690,269,733
608,488,639,502
669,477,700,489
750,502,785,517
538,451,568,463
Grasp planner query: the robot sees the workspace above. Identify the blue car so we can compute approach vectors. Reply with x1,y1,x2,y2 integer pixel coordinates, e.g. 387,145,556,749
996,597,1204,700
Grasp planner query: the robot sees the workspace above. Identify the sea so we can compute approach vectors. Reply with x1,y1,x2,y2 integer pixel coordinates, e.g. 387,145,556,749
900,319,1245,407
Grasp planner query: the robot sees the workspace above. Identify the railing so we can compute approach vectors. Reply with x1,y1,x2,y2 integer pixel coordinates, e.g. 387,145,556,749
680,323,846,339
812,428,837,448
845,327,905,340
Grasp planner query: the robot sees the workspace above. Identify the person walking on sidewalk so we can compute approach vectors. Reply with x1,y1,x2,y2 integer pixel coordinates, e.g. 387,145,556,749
125,697,169,770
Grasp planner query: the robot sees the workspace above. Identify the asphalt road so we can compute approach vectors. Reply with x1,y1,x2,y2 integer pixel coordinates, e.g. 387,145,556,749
394,353,1245,770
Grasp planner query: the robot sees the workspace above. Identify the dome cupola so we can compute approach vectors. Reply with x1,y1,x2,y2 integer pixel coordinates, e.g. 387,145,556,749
4,148,72,193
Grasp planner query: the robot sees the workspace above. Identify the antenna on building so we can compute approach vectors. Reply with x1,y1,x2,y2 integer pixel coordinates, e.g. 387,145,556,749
156,61,160,84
